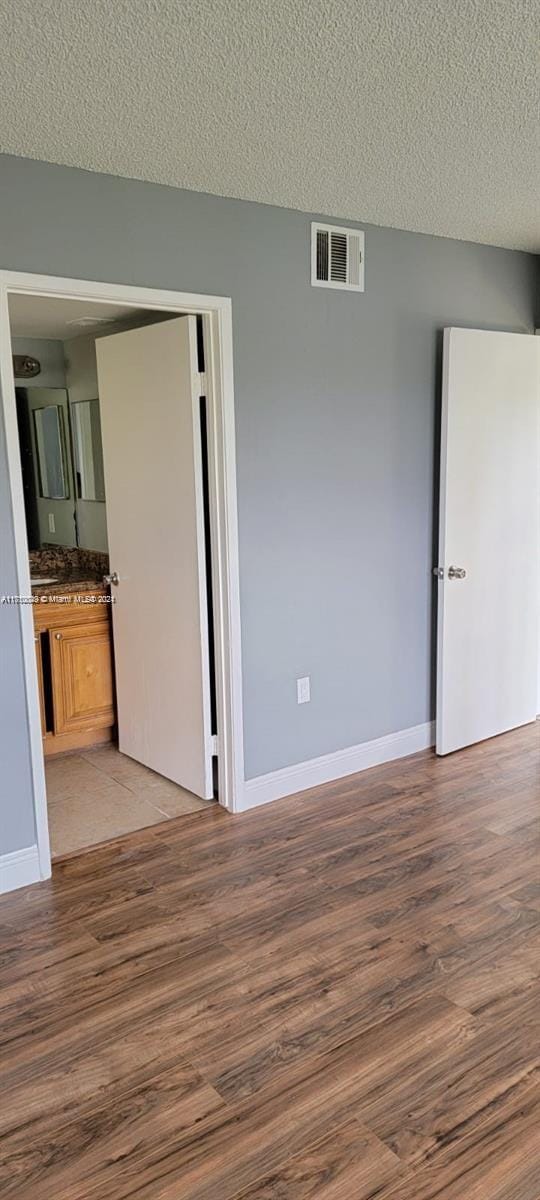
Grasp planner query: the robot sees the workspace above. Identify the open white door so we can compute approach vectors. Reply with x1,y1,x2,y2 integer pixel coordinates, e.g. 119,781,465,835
96,316,214,798
436,327,539,756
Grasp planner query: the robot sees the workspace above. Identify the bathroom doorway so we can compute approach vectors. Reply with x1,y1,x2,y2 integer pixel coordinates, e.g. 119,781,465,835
1,272,243,874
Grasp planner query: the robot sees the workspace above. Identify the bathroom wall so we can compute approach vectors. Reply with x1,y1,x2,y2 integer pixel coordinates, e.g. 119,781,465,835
10,337,65,389
63,334,108,553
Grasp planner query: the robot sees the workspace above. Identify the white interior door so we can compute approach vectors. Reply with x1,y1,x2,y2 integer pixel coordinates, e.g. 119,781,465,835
436,327,539,755
96,316,214,798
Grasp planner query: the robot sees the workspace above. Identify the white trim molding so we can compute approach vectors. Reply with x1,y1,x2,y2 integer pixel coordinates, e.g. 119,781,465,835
0,270,245,892
0,845,41,894
241,721,435,811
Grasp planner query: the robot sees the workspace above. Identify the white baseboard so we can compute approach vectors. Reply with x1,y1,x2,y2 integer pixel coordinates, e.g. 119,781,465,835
242,721,435,811
0,844,41,894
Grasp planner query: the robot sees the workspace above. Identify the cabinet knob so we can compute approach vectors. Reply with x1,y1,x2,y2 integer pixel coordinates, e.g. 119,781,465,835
55,632,63,640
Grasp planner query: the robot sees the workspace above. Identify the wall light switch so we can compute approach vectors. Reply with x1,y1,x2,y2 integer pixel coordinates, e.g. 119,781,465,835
297,676,310,704
48,513,55,533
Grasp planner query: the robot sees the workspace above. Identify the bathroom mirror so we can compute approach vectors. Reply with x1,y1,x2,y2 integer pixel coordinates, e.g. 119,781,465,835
72,398,106,501
32,404,69,500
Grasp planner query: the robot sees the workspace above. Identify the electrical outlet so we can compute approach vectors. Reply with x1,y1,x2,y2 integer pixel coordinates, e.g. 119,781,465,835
297,676,310,704
48,513,55,533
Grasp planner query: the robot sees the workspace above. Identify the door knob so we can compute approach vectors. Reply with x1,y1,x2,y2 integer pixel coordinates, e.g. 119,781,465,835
448,565,466,579
103,571,119,586
55,632,62,640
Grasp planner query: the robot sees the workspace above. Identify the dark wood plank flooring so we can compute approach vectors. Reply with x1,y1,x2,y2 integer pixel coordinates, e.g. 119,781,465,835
1,722,539,1199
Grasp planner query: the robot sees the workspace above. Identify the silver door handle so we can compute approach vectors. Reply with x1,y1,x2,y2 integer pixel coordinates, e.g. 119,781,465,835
448,565,466,579
103,571,119,586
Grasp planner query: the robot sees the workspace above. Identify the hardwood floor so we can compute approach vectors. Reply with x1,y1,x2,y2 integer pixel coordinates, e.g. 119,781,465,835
1,722,539,1199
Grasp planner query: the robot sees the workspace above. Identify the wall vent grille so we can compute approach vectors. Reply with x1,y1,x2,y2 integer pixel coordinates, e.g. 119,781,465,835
311,223,364,292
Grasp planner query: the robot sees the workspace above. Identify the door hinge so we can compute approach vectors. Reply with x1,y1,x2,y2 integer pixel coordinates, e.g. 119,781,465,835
199,372,207,396
211,734,218,756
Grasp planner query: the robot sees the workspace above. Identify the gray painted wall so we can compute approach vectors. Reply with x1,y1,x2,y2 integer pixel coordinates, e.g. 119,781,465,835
0,423,36,851
0,153,537,854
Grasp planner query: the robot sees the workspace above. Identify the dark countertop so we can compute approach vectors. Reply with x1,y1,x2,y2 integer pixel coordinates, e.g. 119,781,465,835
30,571,107,597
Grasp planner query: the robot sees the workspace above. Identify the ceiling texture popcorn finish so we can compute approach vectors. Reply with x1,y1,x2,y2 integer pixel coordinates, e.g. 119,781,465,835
0,0,538,251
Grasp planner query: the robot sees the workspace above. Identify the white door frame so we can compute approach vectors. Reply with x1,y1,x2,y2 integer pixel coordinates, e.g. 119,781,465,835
0,270,245,881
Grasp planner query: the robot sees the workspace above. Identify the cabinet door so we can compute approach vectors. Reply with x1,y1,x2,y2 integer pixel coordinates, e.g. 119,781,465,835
34,632,47,736
51,620,114,735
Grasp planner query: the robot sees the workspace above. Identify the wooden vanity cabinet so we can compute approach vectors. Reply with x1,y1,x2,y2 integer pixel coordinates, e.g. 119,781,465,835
33,591,115,755
50,621,114,737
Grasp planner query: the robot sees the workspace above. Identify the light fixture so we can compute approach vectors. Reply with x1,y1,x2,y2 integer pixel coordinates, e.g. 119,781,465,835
13,354,40,378
66,316,117,329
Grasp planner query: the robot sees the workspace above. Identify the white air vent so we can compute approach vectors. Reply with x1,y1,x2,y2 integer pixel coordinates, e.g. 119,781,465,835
311,222,364,292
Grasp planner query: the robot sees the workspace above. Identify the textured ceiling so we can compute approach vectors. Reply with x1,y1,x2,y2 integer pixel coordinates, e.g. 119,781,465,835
0,1,538,251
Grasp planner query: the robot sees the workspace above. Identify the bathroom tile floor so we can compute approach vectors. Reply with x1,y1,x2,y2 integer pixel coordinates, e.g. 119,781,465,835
45,745,214,858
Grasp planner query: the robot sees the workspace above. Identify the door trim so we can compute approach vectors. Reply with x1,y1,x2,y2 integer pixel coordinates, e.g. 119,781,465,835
0,270,245,882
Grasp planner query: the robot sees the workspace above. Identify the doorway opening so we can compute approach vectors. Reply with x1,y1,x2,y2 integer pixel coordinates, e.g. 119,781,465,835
1,273,243,876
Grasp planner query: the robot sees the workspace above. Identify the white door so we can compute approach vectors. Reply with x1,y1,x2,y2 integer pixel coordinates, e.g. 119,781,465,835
436,327,539,756
96,317,214,798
